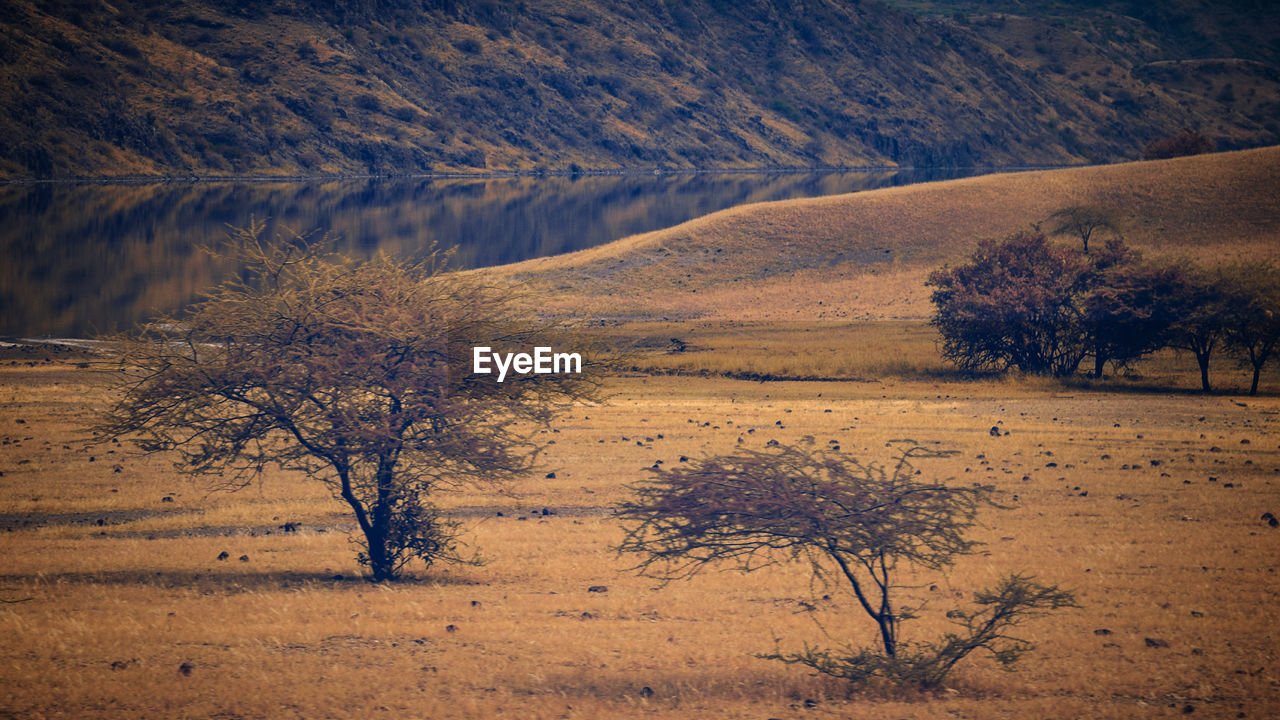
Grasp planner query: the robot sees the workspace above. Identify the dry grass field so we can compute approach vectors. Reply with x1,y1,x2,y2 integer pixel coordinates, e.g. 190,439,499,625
3,150,1280,718
3,348,1279,719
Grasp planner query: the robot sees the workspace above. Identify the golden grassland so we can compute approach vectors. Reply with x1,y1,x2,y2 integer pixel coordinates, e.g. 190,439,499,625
2,353,1279,719
493,146,1280,324
4,151,1280,717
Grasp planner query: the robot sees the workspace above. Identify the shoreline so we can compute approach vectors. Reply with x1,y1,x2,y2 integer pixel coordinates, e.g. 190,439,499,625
0,162,1079,186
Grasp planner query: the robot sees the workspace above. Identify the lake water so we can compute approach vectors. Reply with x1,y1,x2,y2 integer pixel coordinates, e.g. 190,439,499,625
0,169,979,337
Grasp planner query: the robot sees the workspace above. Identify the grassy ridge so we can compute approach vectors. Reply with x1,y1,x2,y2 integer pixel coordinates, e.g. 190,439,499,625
496,147,1280,324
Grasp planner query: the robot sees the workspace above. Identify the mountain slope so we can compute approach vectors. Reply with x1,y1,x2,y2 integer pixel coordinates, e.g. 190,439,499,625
0,0,1277,177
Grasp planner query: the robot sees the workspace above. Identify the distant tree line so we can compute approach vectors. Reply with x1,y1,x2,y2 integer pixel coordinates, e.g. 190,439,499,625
1143,127,1215,160
928,219,1280,394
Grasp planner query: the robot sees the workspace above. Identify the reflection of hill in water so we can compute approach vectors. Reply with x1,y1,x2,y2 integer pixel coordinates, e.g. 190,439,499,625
0,169,973,336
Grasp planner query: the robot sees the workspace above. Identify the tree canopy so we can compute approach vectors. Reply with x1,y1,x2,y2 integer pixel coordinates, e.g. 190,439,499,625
927,231,1093,377
928,230,1279,391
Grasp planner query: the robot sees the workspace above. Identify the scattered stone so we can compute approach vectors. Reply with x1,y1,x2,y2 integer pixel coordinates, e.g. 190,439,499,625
1262,512,1278,527
238,554,249,562
587,585,608,593
1144,637,1169,648
640,686,655,698
178,661,194,676
161,496,174,503
445,624,458,632
545,472,556,479
989,426,1001,437
217,551,229,561
1094,628,1113,635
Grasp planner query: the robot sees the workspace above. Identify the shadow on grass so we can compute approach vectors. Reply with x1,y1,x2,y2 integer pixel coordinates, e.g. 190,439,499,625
1056,374,1278,398
504,663,968,707
0,569,481,591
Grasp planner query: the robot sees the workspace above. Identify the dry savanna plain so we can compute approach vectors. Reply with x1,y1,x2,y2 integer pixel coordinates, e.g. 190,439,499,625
3,148,1280,718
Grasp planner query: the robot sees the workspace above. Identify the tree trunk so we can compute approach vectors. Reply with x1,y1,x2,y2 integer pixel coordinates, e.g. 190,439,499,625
334,463,395,581
1093,349,1105,379
1251,364,1262,396
877,614,897,658
366,462,398,582
1197,350,1212,392
364,518,394,582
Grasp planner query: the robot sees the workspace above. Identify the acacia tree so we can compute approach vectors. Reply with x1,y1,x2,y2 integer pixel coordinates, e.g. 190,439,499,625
1077,243,1184,378
94,223,598,581
616,444,1077,688
1221,263,1280,396
1167,265,1231,393
1047,205,1121,254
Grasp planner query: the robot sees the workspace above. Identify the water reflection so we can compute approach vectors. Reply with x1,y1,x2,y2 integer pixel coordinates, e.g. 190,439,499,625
0,169,976,336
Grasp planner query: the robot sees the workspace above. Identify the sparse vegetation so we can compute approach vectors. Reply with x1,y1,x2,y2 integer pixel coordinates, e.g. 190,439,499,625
617,443,1077,688
4,359,1276,718
92,223,598,581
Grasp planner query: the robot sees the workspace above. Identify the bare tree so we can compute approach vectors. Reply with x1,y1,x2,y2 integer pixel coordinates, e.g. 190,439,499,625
94,223,600,581
616,444,1077,688
1047,205,1120,254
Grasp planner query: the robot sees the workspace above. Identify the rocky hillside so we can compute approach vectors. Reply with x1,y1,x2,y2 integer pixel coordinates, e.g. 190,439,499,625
1,0,1277,177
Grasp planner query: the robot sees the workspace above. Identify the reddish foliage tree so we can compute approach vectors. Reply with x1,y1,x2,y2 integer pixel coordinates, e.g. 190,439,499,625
1143,128,1215,160
927,231,1092,376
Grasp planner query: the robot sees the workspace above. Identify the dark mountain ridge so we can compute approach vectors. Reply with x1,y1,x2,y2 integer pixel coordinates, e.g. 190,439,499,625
1,0,1276,178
